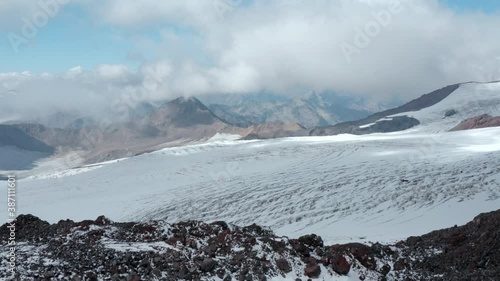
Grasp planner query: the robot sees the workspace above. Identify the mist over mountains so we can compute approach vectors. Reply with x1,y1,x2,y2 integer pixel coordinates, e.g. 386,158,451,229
2,80,500,176
200,91,393,128
4,88,393,130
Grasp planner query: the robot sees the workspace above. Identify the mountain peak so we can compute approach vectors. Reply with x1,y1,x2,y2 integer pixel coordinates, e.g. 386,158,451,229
150,96,226,128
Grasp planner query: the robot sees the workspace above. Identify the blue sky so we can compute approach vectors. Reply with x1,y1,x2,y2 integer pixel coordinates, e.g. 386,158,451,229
1,0,499,74
1,5,140,73
439,0,500,13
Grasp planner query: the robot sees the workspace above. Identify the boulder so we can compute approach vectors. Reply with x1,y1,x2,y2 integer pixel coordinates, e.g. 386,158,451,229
304,262,321,278
200,258,217,272
298,234,324,247
450,114,500,131
331,254,350,275
276,258,292,273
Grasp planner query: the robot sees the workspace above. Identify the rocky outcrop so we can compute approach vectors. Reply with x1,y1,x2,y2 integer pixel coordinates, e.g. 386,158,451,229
242,122,306,140
2,209,500,280
445,109,458,117
450,114,500,131
392,209,500,280
330,254,351,275
310,116,420,136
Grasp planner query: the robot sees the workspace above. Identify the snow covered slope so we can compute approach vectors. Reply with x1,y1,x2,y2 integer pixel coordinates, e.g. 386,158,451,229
3,127,499,244
390,81,500,132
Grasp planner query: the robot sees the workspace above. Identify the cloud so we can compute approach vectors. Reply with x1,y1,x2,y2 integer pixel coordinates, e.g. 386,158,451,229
77,0,500,98
0,62,174,121
0,0,40,31
2,0,500,121
95,64,131,80
80,0,218,28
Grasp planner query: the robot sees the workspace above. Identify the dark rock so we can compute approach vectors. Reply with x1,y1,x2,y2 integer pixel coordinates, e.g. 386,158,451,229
448,234,467,247
291,241,310,256
200,258,217,272
127,275,140,281
379,264,390,276
330,243,376,270
304,263,321,278
276,258,292,273
247,237,257,246
393,259,406,271
216,268,225,279
298,234,324,247
204,243,218,256
178,265,192,280
243,223,273,236
95,215,112,225
211,221,229,230
217,229,230,246
5,209,500,281
444,109,457,117
85,271,98,281
331,254,350,275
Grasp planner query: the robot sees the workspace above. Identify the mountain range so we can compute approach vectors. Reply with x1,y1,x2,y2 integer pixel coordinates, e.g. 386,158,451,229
1,81,500,174
199,91,388,128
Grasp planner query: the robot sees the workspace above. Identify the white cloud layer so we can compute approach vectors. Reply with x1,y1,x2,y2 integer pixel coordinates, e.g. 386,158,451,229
80,0,500,96
2,0,500,120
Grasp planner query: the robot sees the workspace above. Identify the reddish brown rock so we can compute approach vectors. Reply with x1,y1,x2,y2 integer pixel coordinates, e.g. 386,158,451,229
331,254,350,275
217,229,230,245
450,114,500,131
304,261,321,278
276,258,292,273
127,275,140,281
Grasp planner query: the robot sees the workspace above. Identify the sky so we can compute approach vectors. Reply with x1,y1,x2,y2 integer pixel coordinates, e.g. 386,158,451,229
1,0,500,120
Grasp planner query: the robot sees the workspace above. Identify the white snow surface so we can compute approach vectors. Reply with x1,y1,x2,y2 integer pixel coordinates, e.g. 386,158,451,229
358,117,393,129
3,126,500,245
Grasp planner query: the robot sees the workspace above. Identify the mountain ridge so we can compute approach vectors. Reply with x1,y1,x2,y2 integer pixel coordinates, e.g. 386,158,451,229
3,80,500,171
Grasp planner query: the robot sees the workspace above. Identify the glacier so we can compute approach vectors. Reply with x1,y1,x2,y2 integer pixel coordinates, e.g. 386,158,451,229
1,81,500,244
2,127,499,244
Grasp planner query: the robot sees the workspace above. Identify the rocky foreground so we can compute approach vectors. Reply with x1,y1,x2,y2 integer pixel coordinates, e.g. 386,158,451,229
1,210,499,281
